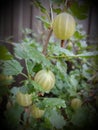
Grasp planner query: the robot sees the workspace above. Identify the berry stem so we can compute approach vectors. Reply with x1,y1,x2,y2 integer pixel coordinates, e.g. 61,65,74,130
61,40,65,47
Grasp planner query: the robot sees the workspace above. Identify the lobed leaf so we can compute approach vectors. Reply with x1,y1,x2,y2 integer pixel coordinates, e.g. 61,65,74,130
5,104,24,129
0,45,13,60
3,60,23,75
45,109,66,129
70,1,89,19
76,51,98,58
42,97,66,108
14,42,51,67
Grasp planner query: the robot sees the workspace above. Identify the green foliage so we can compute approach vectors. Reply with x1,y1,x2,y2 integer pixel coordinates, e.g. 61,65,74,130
45,109,66,129
14,40,51,67
4,104,24,130
0,45,13,60
0,0,98,130
2,60,23,75
70,1,90,19
36,16,51,29
42,98,66,109
33,0,47,14
71,105,97,128
0,85,9,96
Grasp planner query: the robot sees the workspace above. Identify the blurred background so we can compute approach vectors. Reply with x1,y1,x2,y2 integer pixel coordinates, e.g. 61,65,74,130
0,0,98,46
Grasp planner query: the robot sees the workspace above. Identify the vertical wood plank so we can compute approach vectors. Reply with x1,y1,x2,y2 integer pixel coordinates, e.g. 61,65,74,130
0,0,13,52
0,3,5,40
0,0,13,40
22,0,31,29
88,5,98,44
13,0,23,42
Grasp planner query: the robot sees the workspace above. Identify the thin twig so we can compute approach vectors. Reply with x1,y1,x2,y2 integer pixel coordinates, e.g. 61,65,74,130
0,40,15,46
50,1,53,23
20,72,28,79
42,29,53,55
65,0,68,7
25,59,31,79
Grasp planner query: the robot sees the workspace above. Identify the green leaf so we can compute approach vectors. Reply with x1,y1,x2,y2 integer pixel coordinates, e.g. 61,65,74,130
30,80,45,92
14,43,28,59
50,0,65,5
45,109,66,129
33,0,47,14
10,87,20,95
0,85,9,96
14,42,51,67
36,16,50,29
76,51,98,58
10,86,31,95
77,41,87,49
53,45,75,58
82,64,92,79
69,69,80,90
33,63,42,73
56,60,67,75
0,45,13,60
26,59,35,75
69,75,78,89
71,106,97,128
3,60,23,75
70,1,89,19
42,98,66,108
74,31,85,39
5,104,24,129
53,8,62,14
71,107,88,127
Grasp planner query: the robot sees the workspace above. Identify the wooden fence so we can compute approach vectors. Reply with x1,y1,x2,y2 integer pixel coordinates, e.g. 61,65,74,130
0,0,98,44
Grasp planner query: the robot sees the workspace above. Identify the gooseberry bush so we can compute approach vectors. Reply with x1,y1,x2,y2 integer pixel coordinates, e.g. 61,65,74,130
0,0,98,130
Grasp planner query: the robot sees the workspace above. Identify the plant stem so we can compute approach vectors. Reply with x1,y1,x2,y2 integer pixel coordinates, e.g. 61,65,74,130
61,40,65,47
47,54,76,60
25,59,31,79
0,40,15,46
65,0,68,7
20,72,28,79
50,1,53,22
42,28,53,55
